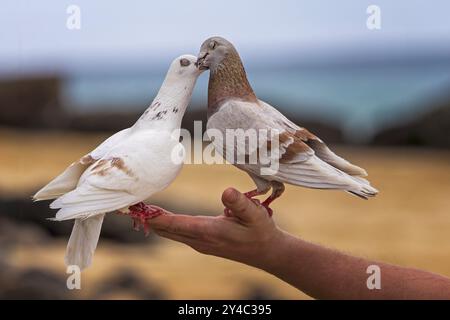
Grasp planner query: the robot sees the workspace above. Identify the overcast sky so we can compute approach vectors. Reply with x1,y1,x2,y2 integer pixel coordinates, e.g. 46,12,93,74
1,0,450,72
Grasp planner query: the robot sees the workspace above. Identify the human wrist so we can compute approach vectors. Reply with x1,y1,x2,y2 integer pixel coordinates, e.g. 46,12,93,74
251,227,294,272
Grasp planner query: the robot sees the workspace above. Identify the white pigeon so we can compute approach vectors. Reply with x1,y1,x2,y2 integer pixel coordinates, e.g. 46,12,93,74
33,55,203,270
196,37,378,215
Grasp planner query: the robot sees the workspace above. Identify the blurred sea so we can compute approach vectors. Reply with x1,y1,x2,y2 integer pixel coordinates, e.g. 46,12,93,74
63,60,450,141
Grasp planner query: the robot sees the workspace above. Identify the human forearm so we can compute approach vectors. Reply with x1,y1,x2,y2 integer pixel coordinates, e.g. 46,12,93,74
260,231,450,299
149,188,450,300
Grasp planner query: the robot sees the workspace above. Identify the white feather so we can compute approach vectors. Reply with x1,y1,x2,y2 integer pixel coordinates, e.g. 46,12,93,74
33,161,90,201
65,214,105,270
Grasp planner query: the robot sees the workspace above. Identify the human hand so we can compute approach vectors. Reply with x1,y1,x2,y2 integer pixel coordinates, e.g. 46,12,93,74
148,188,286,269
150,188,450,300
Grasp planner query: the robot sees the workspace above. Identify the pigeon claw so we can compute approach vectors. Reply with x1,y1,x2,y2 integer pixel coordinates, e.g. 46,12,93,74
128,202,164,236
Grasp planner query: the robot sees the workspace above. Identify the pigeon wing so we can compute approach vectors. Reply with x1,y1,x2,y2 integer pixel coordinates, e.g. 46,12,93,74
33,128,131,201
50,129,180,220
50,155,140,220
50,141,142,220
257,100,377,197
258,100,368,177
208,99,377,197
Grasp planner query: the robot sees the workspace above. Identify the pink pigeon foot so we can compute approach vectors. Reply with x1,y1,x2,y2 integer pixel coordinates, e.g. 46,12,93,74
128,202,164,236
261,196,276,217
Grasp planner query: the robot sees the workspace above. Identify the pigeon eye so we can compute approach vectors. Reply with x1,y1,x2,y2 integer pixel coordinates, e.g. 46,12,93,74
209,41,216,50
180,58,190,67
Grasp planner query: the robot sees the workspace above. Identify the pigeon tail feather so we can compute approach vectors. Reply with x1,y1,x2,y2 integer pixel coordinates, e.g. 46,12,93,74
65,214,104,270
347,176,379,199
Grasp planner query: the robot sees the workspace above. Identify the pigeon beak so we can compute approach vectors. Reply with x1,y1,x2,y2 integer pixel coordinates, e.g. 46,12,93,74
196,52,209,70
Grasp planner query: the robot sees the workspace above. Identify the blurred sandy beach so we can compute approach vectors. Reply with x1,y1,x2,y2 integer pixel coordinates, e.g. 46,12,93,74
1,127,449,299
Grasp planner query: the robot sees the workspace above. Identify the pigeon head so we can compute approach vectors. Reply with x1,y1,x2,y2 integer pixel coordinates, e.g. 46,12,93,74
197,37,257,114
168,54,204,79
196,36,237,72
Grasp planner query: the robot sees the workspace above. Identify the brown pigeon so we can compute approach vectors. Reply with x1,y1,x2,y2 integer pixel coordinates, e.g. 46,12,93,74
196,36,378,215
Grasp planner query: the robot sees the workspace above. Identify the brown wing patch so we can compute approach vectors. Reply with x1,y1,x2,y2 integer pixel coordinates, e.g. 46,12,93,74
278,131,314,163
226,129,315,164
292,128,318,141
91,159,108,176
79,154,95,165
110,157,135,177
219,128,317,165
91,157,135,177
287,127,367,177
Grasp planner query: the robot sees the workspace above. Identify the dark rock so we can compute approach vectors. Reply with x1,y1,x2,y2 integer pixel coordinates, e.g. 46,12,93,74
241,284,282,300
373,94,450,148
0,197,73,237
0,216,50,249
0,75,64,128
0,197,159,244
66,110,138,132
92,268,166,299
0,268,72,300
